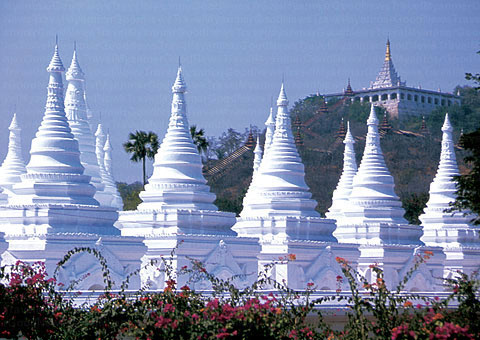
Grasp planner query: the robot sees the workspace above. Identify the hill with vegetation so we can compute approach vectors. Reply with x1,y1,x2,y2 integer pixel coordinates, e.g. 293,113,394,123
118,86,480,225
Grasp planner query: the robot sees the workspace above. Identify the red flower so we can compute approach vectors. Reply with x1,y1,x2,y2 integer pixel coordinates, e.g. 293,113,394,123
165,279,176,288
288,254,297,261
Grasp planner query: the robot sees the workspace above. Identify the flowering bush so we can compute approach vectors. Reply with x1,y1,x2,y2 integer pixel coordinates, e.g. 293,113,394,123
0,248,478,340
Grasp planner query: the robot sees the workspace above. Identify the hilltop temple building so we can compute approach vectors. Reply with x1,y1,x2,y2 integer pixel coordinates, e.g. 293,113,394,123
0,41,478,293
324,40,461,118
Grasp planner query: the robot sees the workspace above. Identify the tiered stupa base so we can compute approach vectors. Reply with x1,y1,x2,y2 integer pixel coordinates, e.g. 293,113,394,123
233,216,338,243
337,203,408,226
0,204,120,235
118,209,237,236
334,222,423,245
10,173,98,206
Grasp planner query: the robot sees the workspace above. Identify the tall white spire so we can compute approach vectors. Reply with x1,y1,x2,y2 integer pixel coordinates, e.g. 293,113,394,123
253,136,263,174
0,114,27,194
9,42,97,205
264,106,276,154
103,134,123,210
420,114,479,246
239,83,319,218
338,104,407,226
239,135,264,210
137,66,217,211
326,122,357,221
104,134,113,175
94,123,112,194
65,46,109,205
95,124,107,169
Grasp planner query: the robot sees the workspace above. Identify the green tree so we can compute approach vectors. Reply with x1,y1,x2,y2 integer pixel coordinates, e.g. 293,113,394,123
450,129,480,224
465,50,480,91
190,125,209,158
117,181,144,210
401,192,429,225
218,128,244,155
123,131,159,186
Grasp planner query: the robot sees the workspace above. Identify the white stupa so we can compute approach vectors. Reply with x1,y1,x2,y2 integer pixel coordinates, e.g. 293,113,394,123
334,104,422,245
264,106,276,153
420,114,480,276
64,45,112,207
119,65,237,236
0,42,145,289
333,105,442,291
0,114,27,199
94,123,113,201
238,84,323,219
9,43,97,206
103,133,123,210
117,66,259,290
233,84,357,290
252,136,263,174
326,122,357,222
136,66,220,213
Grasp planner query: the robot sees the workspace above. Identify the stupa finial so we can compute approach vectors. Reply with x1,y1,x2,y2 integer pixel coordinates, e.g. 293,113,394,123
264,105,276,154
277,81,288,107
253,135,263,174
9,113,19,130
442,113,453,133
172,65,186,93
66,42,84,81
385,38,391,61
103,133,113,175
47,37,65,72
368,104,379,125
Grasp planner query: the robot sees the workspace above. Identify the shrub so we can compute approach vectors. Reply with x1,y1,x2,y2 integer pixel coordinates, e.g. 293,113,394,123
0,249,478,339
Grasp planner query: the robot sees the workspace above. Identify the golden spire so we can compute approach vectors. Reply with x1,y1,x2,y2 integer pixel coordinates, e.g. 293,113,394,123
385,38,391,61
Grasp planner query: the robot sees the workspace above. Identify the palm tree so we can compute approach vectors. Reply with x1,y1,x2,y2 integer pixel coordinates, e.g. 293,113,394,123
123,131,159,185
190,125,209,158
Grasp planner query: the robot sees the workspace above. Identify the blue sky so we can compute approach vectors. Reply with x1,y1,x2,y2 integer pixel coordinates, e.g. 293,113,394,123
0,1,478,183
